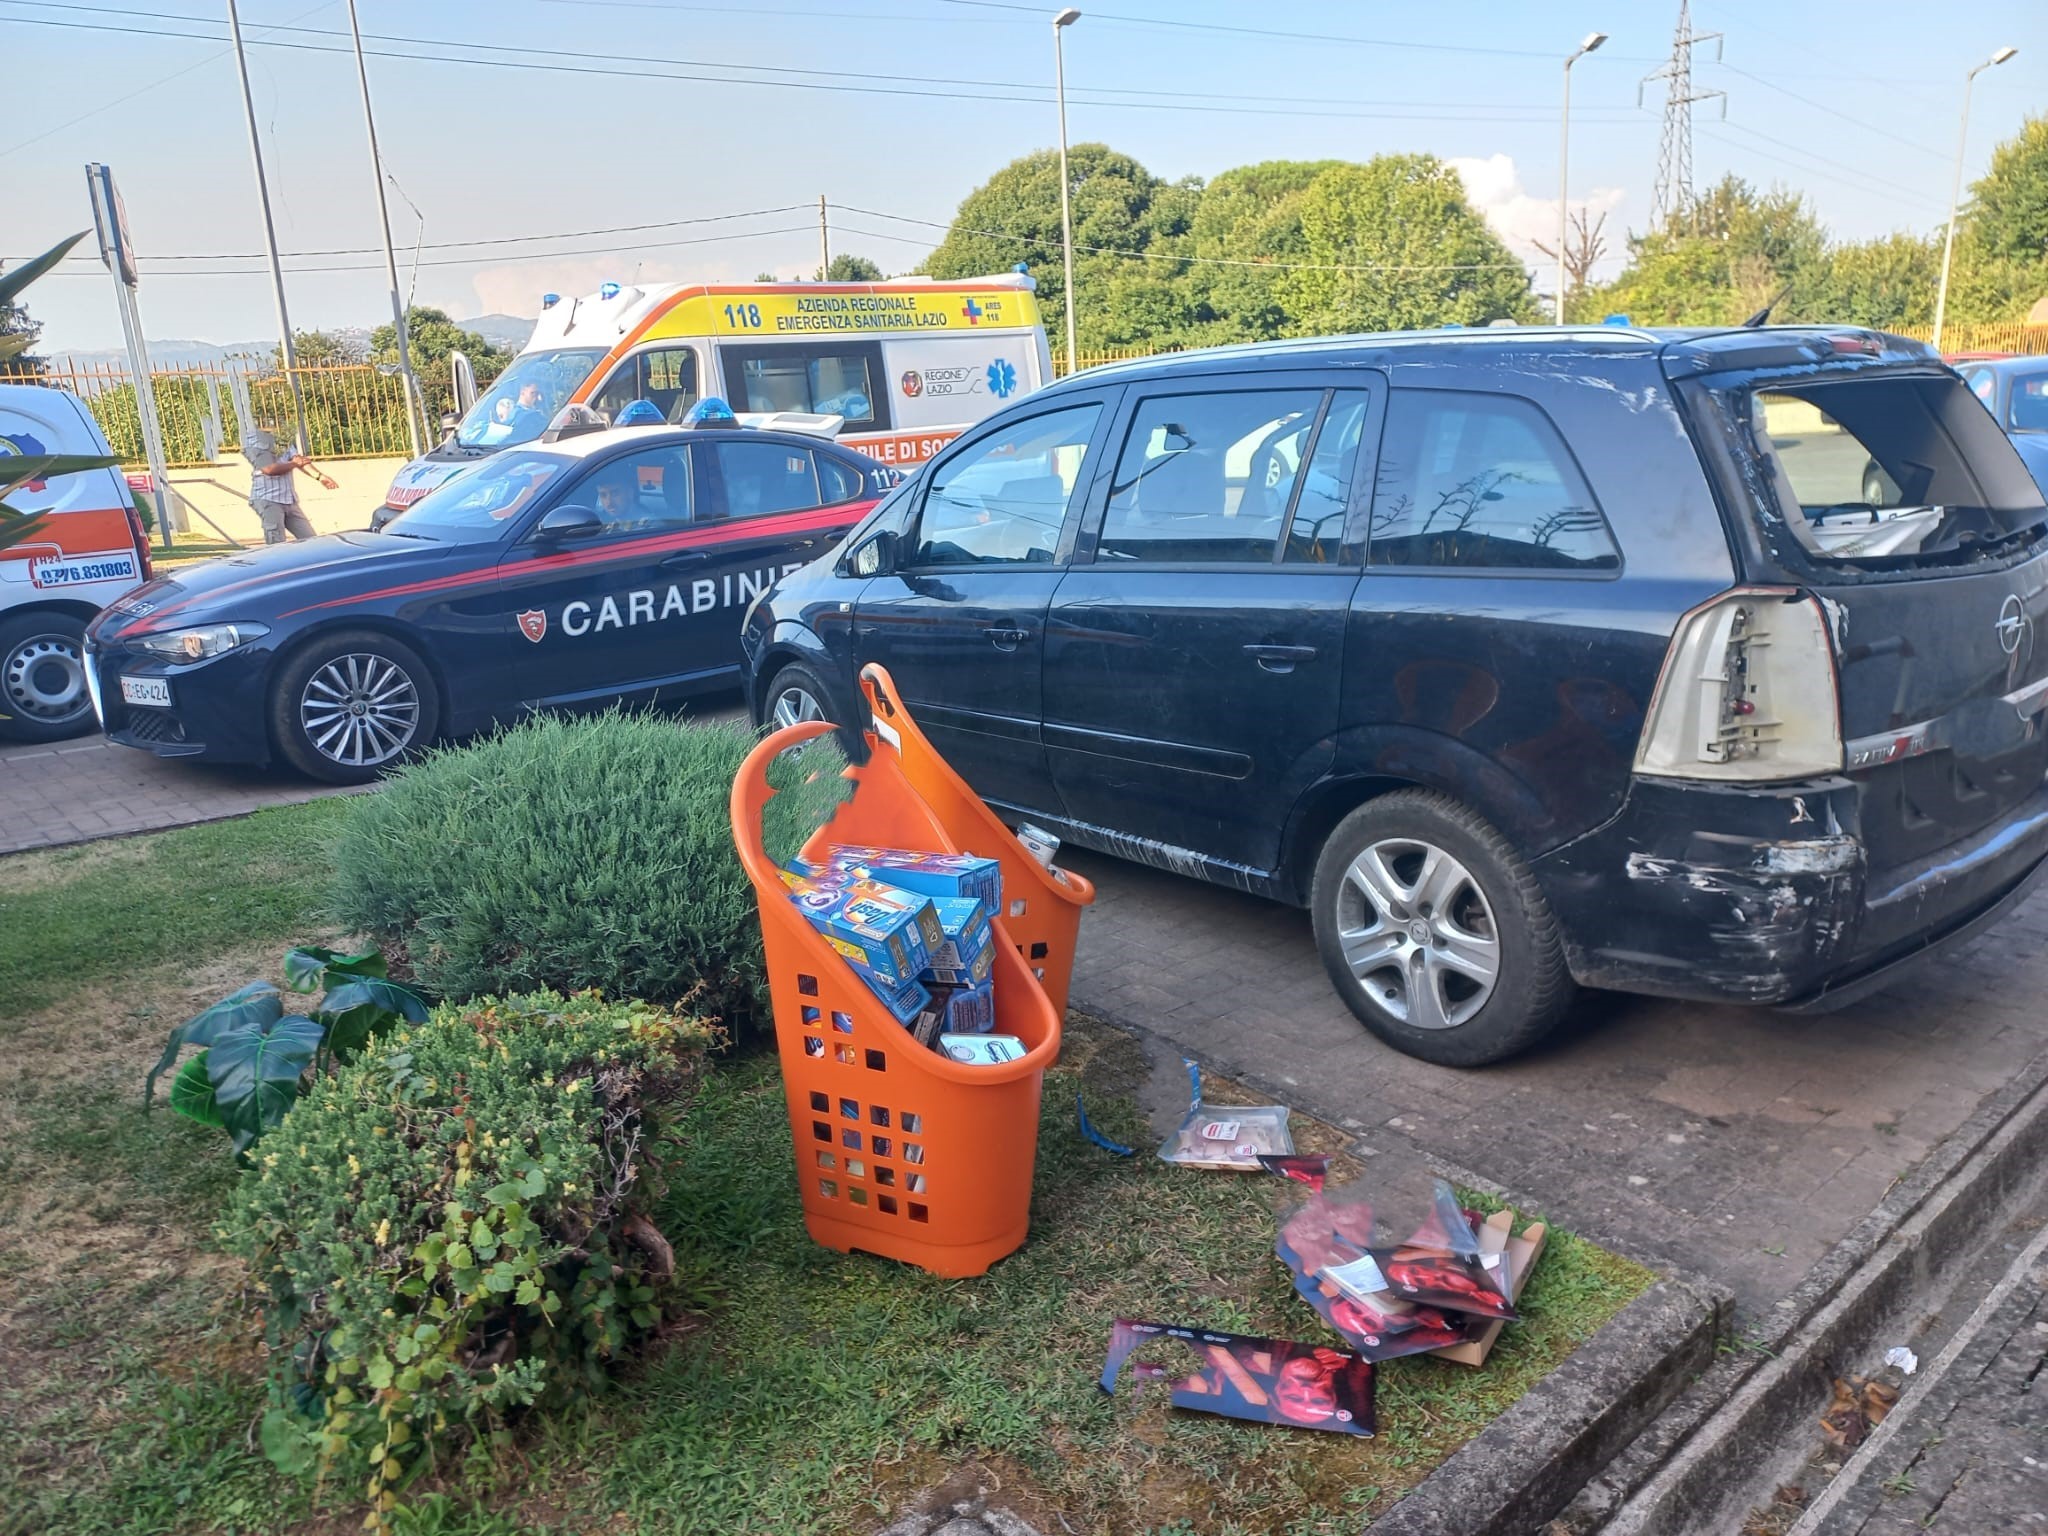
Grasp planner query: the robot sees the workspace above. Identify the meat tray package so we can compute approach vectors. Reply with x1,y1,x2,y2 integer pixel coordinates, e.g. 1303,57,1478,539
1275,1187,1476,1361
1100,1320,1375,1437
922,896,995,987
782,871,941,986
826,845,1002,912
1156,1059,1294,1170
1367,1179,1518,1322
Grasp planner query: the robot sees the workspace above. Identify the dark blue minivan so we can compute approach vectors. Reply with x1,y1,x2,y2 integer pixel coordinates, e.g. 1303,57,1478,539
741,327,2048,1064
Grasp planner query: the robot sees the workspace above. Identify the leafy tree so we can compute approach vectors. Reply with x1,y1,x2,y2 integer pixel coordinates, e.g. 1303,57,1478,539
1585,175,1829,325
1273,156,1539,332
0,273,45,377
818,253,885,281
1967,113,2048,265
923,143,1200,352
1819,232,1939,329
1180,159,1348,342
368,305,510,421
282,328,366,367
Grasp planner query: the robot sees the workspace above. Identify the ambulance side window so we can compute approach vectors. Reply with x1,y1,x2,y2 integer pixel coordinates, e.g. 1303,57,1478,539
592,347,700,423
720,342,889,432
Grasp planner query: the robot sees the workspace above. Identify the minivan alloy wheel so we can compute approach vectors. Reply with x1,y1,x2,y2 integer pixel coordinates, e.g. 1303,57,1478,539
1335,837,1500,1031
770,683,824,729
299,652,420,768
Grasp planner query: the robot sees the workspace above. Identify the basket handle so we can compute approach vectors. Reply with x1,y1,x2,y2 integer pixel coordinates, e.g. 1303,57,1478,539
729,720,839,889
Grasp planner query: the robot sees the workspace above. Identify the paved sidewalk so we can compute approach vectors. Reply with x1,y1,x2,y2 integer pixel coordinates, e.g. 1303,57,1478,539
0,736,358,853
1063,849,2048,1318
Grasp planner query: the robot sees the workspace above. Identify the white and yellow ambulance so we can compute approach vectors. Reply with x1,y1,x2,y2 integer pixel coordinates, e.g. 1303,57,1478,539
379,272,1051,518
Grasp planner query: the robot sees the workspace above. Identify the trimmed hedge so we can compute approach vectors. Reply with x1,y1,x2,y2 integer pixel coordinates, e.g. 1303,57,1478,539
328,713,847,1034
218,989,714,1518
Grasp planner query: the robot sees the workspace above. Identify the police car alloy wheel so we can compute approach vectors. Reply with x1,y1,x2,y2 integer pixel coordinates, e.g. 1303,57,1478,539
270,629,442,784
1309,789,1574,1067
0,612,94,743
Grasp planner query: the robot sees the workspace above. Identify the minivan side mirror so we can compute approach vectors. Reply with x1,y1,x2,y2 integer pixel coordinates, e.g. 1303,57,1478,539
848,529,898,577
535,503,603,540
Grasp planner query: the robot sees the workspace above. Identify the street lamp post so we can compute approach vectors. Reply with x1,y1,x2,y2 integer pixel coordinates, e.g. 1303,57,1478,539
1933,44,2017,353
345,0,424,460
225,0,310,454
1053,7,1080,376
1557,31,1607,326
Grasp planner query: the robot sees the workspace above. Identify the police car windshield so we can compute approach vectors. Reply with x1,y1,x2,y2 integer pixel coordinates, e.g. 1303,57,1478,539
381,451,569,542
454,348,606,450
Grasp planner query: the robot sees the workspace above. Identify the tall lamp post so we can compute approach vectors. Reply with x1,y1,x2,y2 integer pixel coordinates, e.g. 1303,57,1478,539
1557,30,1607,325
225,0,310,453
1053,7,1081,376
345,0,423,459
1933,44,2017,352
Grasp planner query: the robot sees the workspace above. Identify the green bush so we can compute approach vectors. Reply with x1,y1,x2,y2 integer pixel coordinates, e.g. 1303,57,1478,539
328,713,848,1035
217,989,713,1521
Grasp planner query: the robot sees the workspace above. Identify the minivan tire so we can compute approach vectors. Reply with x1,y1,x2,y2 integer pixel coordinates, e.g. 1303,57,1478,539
1310,789,1575,1066
0,611,95,743
270,629,441,784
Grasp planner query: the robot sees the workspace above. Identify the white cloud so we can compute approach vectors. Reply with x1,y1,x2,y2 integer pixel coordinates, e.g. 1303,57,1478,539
1448,153,1628,292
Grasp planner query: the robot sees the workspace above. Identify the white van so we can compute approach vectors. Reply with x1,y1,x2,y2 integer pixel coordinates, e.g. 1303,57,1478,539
377,272,1051,521
0,382,151,741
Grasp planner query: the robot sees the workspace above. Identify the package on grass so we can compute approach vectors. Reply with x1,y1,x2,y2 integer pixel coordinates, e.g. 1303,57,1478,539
940,1032,1028,1065
1157,1059,1295,1170
923,896,995,986
781,869,940,985
827,845,1002,912
1275,1187,1476,1361
1099,1320,1374,1437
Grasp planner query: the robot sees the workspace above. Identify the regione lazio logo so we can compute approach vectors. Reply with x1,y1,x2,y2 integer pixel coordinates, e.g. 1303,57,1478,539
900,369,923,398
518,609,547,643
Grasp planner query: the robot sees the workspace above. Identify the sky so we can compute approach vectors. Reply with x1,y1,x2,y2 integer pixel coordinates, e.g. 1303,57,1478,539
6,0,2044,354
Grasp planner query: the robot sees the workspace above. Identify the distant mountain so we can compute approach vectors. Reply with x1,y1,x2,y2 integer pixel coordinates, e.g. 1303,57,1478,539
455,314,533,353
52,339,271,369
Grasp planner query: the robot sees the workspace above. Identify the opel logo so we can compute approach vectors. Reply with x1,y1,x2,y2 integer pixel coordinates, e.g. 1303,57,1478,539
1996,594,2029,657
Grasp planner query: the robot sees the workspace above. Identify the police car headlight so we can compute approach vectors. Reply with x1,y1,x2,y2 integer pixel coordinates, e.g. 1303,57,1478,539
133,622,270,663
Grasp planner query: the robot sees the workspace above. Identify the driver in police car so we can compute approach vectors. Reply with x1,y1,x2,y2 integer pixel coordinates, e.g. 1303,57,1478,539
594,474,645,530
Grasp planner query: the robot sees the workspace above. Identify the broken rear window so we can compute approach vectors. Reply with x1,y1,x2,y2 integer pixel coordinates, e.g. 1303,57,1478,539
1711,372,2047,571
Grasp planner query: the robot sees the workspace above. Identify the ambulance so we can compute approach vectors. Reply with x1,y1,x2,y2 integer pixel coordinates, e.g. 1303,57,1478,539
378,271,1051,521
0,381,151,741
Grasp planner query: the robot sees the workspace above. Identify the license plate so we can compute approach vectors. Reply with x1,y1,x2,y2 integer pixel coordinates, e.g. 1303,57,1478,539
120,675,172,708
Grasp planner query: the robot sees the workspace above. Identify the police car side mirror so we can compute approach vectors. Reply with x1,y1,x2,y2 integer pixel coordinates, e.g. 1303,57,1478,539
535,503,603,541
847,529,897,578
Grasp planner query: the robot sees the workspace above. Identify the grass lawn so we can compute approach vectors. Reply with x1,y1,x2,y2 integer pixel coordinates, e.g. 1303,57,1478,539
152,537,248,570
0,802,1655,1536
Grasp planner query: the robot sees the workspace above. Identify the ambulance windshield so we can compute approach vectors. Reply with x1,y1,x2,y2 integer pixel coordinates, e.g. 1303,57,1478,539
455,348,606,450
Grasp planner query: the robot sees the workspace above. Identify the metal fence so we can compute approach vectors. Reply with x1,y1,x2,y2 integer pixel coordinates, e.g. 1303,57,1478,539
1890,322,2048,355
8,358,419,465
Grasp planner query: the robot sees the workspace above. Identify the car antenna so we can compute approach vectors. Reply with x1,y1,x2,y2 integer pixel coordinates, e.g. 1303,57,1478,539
1740,285,1792,328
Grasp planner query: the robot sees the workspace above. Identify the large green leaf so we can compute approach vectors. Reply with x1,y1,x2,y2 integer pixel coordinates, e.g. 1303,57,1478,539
208,1012,324,1152
0,232,87,309
283,943,386,992
0,507,50,557
144,981,281,1108
0,453,120,495
168,1051,225,1129
320,975,429,1059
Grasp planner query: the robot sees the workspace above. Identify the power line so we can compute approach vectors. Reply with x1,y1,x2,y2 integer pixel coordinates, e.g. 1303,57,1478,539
1713,63,1947,163
1699,120,1946,217
0,4,1643,122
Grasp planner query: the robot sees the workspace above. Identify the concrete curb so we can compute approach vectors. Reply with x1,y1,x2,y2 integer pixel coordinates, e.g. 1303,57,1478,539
1559,1040,2048,1533
1077,1004,1736,1536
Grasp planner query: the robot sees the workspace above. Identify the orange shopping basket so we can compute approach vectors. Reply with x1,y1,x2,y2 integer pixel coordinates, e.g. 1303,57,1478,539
854,664,1095,1019
730,672,1075,1277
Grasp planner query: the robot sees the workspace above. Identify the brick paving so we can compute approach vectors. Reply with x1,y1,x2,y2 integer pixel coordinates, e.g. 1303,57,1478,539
0,736,360,853
1062,848,2048,1319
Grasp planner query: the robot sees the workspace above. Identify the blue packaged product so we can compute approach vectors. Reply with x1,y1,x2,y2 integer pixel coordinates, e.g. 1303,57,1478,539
929,977,995,1034
863,970,933,1025
827,845,1003,914
782,872,939,985
940,1033,1027,1065
922,896,995,986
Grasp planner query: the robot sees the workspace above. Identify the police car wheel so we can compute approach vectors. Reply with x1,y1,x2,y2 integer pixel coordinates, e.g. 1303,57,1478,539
270,629,441,784
765,661,835,732
0,612,95,743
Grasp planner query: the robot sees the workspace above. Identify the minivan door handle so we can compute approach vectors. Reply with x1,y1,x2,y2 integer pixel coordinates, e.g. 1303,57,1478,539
984,623,1032,650
1244,643,1318,673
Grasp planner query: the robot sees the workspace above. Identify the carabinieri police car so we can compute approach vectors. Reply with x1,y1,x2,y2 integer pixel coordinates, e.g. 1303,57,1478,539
85,402,892,782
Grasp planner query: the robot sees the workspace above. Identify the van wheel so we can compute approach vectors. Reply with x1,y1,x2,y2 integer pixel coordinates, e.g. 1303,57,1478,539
765,661,836,730
1310,790,1574,1066
0,612,94,743
269,629,440,784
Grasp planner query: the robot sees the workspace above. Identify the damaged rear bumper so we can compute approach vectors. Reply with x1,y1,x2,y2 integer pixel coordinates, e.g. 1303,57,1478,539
1534,777,2048,1007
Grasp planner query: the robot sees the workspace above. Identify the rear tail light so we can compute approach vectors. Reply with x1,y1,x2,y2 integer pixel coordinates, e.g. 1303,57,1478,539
1634,587,1843,782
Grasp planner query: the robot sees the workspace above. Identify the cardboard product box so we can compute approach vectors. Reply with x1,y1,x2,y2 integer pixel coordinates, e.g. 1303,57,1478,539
861,970,934,1026
939,1033,1027,1065
922,896,995,987
1427,1210,1547,1367
783,872,939,985
827,845,1003,913
930,977,995,1034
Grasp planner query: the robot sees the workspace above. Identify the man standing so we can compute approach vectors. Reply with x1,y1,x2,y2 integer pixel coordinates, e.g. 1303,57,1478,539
243,427,318,544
